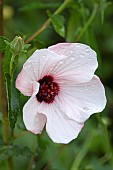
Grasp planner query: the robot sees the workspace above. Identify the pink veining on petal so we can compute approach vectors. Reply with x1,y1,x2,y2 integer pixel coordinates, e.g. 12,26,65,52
16,69,33,96
48,43,71,55
56,75,106,123
48,43,98,84
23,96,47,134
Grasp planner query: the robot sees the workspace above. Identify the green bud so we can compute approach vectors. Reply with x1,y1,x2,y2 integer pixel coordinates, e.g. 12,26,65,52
10,36,24,54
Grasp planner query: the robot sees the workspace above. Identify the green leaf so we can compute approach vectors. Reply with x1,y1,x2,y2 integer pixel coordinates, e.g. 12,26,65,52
50,14,65,38
0,36,9,53
23,44,31,52
0,145,32,162
3,45,12,74
5,73,20,129
3,45,20,129
3,38,28,129
19,2,61,11
3,42,22,76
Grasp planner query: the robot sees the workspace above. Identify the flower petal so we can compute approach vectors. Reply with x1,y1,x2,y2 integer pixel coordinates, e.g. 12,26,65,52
16,69,40,96
57,75,106,123
16,49,65,96
48,43,98,83
32,81,40,96
45,103,83,144
16,69,33,96
23,49,65,81
23,96,46,134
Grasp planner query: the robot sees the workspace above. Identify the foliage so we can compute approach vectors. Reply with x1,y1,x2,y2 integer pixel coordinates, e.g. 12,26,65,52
0,0,113,170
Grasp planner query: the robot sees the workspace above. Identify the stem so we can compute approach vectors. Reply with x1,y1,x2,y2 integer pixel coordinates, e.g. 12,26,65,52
70,132,95,170
43,145,65,170
27,154,35,170
97,115,113,163
10,53,16,76
14,131,30,139
25,0,72,44
25,19,50,44
75,4,98,42
0,0,3,35
0,0,9,145
27,142,37,170
7,157,14,170
0,1,14,169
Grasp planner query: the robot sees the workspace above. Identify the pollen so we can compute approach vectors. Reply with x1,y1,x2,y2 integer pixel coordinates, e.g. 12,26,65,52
36,75,59,103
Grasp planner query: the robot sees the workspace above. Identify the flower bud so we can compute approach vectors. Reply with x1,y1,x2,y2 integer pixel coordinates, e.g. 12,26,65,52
10,36,24,54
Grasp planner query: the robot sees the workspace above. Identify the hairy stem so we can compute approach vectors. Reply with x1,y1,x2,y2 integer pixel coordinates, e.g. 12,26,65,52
25,0,72,43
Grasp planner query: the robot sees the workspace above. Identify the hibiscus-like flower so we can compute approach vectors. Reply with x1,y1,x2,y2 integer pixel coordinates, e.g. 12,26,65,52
16,43,106,144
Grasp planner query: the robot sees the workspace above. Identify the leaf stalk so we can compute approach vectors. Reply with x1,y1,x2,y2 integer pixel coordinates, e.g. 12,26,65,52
25,0,72,43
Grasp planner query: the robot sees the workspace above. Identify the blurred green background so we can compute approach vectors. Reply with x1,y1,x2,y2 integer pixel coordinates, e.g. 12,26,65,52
0,0,113,170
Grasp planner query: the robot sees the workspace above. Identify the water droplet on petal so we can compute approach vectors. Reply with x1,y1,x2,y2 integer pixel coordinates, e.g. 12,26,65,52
70,57,75,61
24,65,31,69
64,138,67,143
70,50,73,54
85,47,91,53
85,87,90,91
80,54,85,58
83,107,90,111
59,61,64,65
36,115,39,121
42,55,45,58
76,43,80,47
88,58,92,61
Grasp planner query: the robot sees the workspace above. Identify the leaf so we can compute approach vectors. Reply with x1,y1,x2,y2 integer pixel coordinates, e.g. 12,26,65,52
50,14,65,38
0,36,9,53
11,78,20,127
5,73,20,129
3,45,12,74
19,2,61,11
0,145,32,162
23,44,31,51
3,45,20,129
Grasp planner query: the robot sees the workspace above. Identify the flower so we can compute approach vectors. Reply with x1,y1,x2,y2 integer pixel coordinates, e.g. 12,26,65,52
16,43,106,144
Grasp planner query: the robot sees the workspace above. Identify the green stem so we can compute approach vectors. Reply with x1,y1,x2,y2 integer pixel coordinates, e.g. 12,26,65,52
43,145,65,170
14,131,30,139
27,142,37,170
70,132,95,170
10,53,16,76
97,115,113,163
25,0,72,43
75,4,98,42
7,157,14,170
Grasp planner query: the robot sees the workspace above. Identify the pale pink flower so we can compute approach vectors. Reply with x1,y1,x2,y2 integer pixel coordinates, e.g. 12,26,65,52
16,43,106,144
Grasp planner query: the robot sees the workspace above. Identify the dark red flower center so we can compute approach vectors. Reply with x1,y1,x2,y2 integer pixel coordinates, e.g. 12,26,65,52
36,75,59,103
